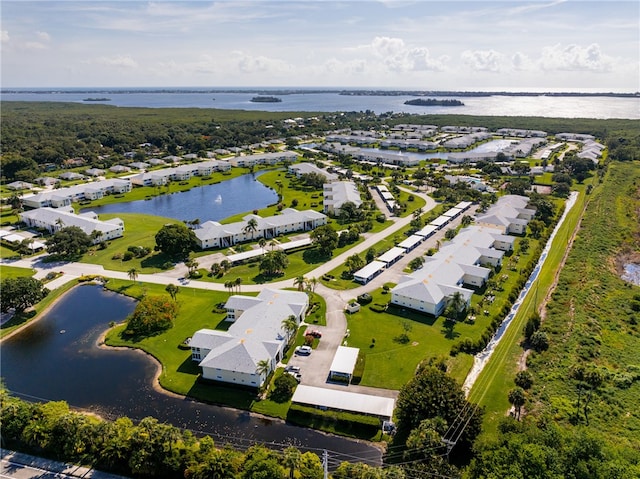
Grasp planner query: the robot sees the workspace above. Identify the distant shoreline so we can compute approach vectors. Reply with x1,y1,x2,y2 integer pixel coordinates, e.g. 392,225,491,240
2,88,638,98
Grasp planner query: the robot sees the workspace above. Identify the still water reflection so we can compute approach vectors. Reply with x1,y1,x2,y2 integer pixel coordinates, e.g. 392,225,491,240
0,284,381,463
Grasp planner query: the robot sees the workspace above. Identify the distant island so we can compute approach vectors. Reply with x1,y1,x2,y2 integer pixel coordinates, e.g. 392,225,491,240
250,96,282,103
82,97,111,102
404,98,464,107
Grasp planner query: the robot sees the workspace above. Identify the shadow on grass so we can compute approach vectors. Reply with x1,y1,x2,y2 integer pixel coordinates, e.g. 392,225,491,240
141,252,175,269
385,304,438,327
302,248,331,265
177,355,200,375
251,272,285,284
186,379,255,410
441,319,461,340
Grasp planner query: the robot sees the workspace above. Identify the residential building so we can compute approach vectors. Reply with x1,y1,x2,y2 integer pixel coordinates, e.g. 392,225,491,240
289,163,339,183
194,208,327,249
475,194,536,234
390,225,514,317
190,289,308,388
20,207,124,243
323,181,362,215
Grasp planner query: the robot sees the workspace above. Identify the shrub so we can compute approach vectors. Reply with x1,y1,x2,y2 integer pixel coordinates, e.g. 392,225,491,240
514,370,533,389
122,251,134,261
530,331,549,352
269,373,298,402
111,252,123,260
124,295,178,337
357,293,372,305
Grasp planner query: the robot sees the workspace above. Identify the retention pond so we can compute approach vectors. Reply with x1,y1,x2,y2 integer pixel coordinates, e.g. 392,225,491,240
0,284,382,464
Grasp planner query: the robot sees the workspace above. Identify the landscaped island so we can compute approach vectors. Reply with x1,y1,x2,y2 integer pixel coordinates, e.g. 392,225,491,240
404,98,464,107
250,95,283,103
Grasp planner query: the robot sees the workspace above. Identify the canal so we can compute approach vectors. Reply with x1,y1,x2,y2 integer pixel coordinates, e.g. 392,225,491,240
0,284,382,464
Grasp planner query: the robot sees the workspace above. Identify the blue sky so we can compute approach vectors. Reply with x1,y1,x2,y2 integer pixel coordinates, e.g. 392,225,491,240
2,1,638,90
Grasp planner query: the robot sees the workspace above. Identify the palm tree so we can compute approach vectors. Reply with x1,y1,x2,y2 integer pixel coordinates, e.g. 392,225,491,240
185,258,199,276
220,259,231,273
256,359,270,382
234,277,242,293
210,262,222,277
165,283,179,301
281,315,298,340
293,275,307,292
127,268,138,283
508,387,526,420
224,281,234,296
307,277,318,293
258,238,267,250
445,291,467,320
243,217,259,240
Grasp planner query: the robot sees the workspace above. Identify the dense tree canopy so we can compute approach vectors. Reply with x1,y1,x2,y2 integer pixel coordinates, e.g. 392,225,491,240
154,223,197,260
46,226,93,259
0,276,48,313
310,224,338,256
125,295,178,337
391,364,483,458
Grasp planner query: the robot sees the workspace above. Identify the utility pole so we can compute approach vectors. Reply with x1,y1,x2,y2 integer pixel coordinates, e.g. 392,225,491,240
323,450,329,479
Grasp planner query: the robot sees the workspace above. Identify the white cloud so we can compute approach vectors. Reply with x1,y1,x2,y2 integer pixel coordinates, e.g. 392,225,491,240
511,52,535,71
540,43,613,72
461,49,506,72
368,36,447,72
24,42,48,50
235,53,293,75
92,55,139,69
36,31,51,42
1,30,10,43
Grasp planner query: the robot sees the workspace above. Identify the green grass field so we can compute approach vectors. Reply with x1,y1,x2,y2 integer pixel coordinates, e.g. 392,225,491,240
102,279,324,414
0,265,35,279
78,213,181,272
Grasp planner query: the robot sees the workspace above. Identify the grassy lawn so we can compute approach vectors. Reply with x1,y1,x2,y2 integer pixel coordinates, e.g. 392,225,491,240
102,279,323,416
0,264,35,279
343,225,546,390
347,287,482,389
468,186,588,437
78,213,181,272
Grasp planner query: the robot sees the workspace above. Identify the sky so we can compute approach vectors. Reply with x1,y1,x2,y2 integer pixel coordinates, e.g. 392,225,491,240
1,0,639,91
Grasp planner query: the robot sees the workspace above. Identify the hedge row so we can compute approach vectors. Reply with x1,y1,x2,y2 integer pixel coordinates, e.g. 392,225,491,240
286,404,381,439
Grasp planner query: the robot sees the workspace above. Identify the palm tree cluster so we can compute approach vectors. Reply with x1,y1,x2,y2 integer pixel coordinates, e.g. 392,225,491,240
223,277,243,295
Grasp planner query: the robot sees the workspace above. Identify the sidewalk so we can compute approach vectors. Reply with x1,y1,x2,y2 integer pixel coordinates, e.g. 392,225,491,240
1,449,128,479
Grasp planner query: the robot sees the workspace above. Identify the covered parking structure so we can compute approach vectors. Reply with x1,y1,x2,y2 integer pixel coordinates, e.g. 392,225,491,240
292,385,396,422
353,260,386,284
377,247,405,267
329,346,360,383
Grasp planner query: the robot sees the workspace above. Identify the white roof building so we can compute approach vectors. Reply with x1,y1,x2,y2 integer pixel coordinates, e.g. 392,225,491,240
191,288,308,388
475,194,536,235
353,260,386,284
289,163,339,182
329,346,360,382
323,181,362,215
391,225,514,317
292,385,395,420
195,208,327,249
22,178,132,209
19,207,124,243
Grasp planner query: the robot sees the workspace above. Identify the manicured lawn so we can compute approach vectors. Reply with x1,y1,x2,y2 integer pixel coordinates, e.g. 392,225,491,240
102,279,322,415
78,213,181,272
0,265,35,279
347,287,482,390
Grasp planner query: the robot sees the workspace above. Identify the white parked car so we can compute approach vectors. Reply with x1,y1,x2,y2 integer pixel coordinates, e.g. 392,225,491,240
295,345,312,355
